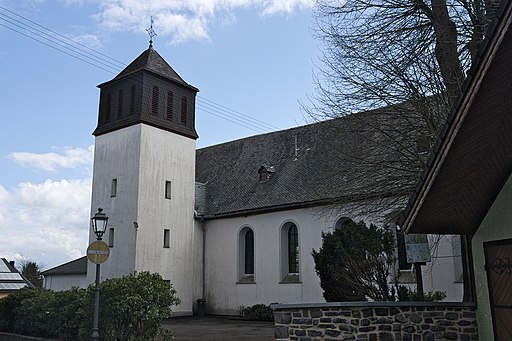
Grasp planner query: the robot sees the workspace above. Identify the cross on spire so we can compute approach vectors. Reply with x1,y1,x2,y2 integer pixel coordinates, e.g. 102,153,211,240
146,16,157,48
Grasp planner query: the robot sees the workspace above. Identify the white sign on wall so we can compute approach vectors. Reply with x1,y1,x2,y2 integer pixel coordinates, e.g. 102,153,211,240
405,234,431,263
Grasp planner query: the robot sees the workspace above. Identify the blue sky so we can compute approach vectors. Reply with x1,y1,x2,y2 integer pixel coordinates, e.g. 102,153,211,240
0,0,320,268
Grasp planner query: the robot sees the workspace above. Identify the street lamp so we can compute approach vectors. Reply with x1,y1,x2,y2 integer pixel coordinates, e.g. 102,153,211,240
92,207,109,240
90,208,109,341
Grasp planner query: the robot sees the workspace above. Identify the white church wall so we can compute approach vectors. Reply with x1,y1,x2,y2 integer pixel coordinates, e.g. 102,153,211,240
203,203,464,315
204,207,339,315
87,125,141,283
423,235,464,301
134,124,199,316
87,124,200,316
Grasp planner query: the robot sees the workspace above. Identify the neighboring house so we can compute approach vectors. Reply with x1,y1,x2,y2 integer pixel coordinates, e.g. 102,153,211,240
0,258,33,298
42,256,88,291
400,1,512,340
43,43,463,315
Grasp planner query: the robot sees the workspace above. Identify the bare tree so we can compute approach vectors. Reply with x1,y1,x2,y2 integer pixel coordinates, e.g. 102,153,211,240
306,0,501,181
306,0,501,301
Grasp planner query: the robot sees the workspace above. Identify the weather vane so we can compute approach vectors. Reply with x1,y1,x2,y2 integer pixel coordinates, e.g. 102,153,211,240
146,16,157,48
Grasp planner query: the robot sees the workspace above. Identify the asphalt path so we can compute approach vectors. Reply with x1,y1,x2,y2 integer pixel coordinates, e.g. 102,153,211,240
162,315,275,341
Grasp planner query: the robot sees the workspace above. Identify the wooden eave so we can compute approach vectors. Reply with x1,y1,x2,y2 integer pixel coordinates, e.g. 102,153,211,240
400,0,512,235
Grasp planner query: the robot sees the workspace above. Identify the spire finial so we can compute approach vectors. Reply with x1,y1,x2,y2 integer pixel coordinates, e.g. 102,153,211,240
146,16,157,48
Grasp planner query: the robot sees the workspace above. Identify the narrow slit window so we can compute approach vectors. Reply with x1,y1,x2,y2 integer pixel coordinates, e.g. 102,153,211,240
152,86,159,115
111,179,117,197
108,228,115,247
165,181,172,199
167,91,173,120
117,89,124,118
180,96,187,124
130,84,136,115
105,94,112,123
164,229,170,248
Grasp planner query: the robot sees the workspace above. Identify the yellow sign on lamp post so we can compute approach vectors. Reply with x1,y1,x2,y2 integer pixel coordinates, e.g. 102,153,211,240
87,241,110,264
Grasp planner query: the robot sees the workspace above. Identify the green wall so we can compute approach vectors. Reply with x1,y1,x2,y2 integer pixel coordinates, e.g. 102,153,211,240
472,173,512,340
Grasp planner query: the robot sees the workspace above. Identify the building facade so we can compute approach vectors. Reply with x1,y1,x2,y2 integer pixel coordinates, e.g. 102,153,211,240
44,45,463,316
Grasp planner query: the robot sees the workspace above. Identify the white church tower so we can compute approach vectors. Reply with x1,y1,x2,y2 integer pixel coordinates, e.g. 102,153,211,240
86,43,200,316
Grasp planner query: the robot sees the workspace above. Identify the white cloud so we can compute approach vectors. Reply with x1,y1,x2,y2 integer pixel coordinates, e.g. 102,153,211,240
93,0,313,43
0,173,92,267
69,34,104,50
9,145,94,173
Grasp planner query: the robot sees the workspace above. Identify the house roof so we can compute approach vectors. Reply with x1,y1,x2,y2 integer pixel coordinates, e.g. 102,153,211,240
0,258,33,292
42,256,87,276
399,0,512,235
97,47,198,92
196,104,426,218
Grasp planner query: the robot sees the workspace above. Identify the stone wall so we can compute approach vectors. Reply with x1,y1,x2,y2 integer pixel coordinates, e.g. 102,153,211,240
0,332,56,341
272,302,477,341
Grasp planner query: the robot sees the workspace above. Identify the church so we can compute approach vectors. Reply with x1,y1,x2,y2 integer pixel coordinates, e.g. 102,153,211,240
42,44,463,316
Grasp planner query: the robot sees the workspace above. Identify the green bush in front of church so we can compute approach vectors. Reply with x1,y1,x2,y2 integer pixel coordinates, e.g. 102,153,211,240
312,219,395,302
0,271,180,341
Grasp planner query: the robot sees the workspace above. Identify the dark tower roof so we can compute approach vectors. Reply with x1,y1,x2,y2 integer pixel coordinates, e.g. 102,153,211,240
98,47,198,92
93,47,199,139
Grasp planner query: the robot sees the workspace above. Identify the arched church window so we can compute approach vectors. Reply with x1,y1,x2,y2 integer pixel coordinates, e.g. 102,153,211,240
117,89,124,118
181,96,187,124
238,226,255,283
288,224,299,274
280,222,300,282
130,84,136,115
167,91,174,120
245,229,254,275
152,86,159,115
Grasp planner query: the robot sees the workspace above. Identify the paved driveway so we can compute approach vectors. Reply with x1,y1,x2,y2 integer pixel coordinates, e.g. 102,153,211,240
162,316,274,341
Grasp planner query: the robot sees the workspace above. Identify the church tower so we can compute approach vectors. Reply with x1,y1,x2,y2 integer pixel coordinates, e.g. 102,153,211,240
87,44,200,316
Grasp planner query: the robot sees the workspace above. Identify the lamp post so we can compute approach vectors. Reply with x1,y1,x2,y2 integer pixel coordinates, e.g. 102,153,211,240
90,208,109,341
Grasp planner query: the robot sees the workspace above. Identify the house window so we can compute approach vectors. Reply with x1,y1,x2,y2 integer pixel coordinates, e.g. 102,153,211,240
167,91,173,120
152,86,159,115
108,228,114,247
163,229,170,248
130,84,136,115
288,224,299,273
180,96,187,124
105,93,112,123
111,179,117,197
117,89,124,118
165,181,171,199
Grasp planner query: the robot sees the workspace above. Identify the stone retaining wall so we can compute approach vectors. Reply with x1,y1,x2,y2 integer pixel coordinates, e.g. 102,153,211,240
0,332,56,341
272,302,478,341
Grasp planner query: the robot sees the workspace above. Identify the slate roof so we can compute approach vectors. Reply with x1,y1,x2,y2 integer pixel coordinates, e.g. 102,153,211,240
98,47,198,91
0,258,34,292
42,256,87,276
196,105,425,218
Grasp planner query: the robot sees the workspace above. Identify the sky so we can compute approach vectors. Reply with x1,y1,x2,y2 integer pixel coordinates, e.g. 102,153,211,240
0,0,322,269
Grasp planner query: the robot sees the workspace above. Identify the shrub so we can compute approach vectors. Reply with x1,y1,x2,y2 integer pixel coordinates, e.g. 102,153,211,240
397,286,447,302
242,304,274,321
0,271,180,341
90,271,180,341
312,219,395,302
